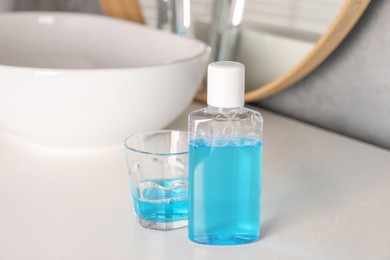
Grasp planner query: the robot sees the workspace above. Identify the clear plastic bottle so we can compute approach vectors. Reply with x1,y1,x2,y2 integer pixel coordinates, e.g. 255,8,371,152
188,61,263,245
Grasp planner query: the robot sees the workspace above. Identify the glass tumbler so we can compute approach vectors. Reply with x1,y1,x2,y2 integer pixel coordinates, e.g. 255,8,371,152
124,130,188,231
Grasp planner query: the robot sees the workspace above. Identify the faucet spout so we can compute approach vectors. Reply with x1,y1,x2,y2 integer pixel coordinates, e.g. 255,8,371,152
156,0,246,61
157,0,191,36
209,0,246,61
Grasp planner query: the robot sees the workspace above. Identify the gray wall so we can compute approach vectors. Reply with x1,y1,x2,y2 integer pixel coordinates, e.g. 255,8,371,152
7,0,102,13
256,0,390,150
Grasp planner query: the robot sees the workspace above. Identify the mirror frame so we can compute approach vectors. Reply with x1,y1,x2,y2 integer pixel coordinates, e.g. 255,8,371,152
99,0,371,103
195,0,371,103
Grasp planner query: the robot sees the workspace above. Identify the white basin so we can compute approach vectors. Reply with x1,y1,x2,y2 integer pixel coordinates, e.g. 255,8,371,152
0,12,209,152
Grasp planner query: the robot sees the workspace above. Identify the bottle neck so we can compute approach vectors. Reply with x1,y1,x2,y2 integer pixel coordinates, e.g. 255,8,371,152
207,105,244,114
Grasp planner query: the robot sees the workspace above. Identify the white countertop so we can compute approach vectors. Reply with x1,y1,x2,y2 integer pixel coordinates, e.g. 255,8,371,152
1,102,389,260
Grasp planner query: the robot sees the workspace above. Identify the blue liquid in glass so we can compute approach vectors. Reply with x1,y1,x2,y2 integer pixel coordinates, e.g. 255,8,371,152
188,138,262,245
132,178,188,223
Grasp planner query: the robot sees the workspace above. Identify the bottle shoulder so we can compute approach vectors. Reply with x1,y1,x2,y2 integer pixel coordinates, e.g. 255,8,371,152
188,107,208,118
188,106,263,143
188,106,263,122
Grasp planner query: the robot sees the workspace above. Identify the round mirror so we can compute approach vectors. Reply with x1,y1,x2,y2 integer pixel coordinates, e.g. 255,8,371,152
190,0,371,102
98,0,370,102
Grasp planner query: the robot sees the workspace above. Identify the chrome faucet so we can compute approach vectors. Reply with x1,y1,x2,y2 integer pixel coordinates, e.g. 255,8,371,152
208,0,246,61
157,0,246,61
157,0,190,36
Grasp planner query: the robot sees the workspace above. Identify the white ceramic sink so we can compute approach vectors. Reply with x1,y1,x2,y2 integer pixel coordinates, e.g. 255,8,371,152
0,12,209,152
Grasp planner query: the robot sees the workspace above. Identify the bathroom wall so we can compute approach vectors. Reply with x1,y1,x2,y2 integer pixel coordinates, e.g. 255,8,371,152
0,0,102,13
0,0,14,11
257,0,390,150
139,0,343,36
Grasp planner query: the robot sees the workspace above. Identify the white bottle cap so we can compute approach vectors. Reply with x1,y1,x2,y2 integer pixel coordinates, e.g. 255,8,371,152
207,61,245,108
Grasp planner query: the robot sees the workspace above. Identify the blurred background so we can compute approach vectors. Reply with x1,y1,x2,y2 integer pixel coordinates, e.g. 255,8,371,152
1,0,389,150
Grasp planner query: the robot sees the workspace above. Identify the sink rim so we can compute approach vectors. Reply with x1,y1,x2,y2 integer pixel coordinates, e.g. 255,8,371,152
0,11,210,72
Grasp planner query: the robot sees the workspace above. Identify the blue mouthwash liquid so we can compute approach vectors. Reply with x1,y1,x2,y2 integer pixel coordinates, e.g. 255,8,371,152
188,138,262,245
132,178,188,223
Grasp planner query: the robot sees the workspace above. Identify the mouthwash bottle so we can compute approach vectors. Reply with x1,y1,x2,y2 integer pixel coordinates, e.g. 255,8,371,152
188,61,263,245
